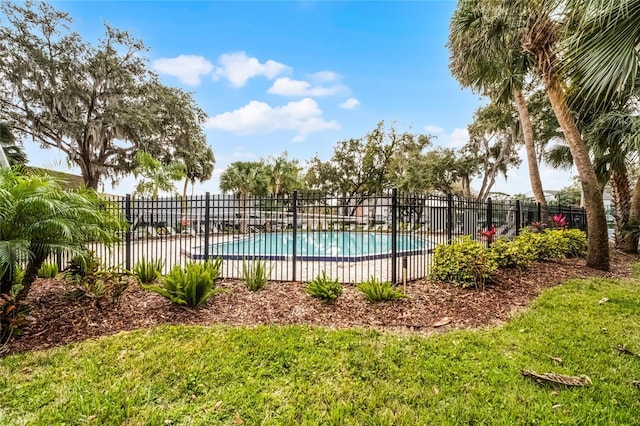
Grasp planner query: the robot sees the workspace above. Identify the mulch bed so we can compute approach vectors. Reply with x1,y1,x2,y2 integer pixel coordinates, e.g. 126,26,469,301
4,250,637,356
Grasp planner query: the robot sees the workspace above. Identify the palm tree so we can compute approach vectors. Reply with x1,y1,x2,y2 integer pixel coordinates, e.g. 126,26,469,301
0,168,123,302
587,111,640,253
544,108,640,253
507,0,609,270
219,161,268,233
266,153,302,198
558,0,640,111
132,152,186,198
179,145,215,199
448,0,548,209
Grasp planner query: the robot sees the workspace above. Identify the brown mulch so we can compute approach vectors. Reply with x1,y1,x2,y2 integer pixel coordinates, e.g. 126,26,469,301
4,250,638,356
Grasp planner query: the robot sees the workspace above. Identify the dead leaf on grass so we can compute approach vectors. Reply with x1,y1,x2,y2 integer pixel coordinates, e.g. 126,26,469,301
432,317,451,327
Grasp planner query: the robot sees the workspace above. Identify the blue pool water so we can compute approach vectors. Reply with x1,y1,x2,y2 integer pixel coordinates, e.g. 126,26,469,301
190,231,434,261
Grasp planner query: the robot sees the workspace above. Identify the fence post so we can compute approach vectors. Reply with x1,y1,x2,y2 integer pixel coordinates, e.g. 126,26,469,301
568,205,574,229
391,188,398,285
515,200,521,236
447,193,453,243
537,202,542,222
204,192,210,261
125,194,132,271
582,207,587,233
486,198,493,247
292,190,298,282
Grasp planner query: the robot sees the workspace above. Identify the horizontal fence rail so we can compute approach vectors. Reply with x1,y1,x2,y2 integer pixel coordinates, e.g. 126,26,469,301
63,191,587,284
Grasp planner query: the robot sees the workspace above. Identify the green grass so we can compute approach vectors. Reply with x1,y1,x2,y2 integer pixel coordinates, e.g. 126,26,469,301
1,277,640,425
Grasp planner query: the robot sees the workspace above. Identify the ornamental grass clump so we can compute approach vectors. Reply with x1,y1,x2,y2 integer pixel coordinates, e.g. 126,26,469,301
37,263,58,278
132,257,164,284
242,258,269,291
143,259,222,308
429,236,497,289
305,272,342,302
357,277,406,302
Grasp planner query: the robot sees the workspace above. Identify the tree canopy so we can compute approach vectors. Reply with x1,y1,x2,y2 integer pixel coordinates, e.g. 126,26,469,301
0,1,213,189
305,121,431,205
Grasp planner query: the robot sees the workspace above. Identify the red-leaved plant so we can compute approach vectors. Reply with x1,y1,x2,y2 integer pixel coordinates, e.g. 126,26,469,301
550,213,567,229
479,225,496,243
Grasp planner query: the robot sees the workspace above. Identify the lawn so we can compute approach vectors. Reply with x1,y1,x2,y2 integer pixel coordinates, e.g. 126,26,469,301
1,276,639,425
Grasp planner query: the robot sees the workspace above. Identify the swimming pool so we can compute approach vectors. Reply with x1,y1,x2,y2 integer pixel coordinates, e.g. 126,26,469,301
189,231,434,261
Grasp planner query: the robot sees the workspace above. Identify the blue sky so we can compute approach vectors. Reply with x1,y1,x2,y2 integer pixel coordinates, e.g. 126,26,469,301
23,0,572,196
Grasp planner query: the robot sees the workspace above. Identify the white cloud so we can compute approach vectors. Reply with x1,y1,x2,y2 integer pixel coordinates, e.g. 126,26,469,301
339,98,360,109
214,146,258,164
424,124,444,134
206,97,340,141
212,51,290,87
152,55,214,86
267,77,346,97
488,146,575,195
309,70,339,83
447,128,469,148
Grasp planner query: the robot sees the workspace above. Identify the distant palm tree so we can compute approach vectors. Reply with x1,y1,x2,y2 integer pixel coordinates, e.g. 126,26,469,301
0,169,123,302
219,161,268,233
266,153,303,198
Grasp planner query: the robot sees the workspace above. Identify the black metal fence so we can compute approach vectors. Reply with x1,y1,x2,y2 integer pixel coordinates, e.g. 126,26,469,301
72,191,586,284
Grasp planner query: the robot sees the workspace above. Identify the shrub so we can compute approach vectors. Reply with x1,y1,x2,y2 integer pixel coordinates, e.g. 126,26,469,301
0,283,31,345
357,277,406,302
514,230,566,262
305,272,342,302
132,257,164,284
489,238,535,269
37,263,59,279
560,229,587,258
242,258,269,291
62,253,130,306
143,259,222,308
63,251,100,283
429,236,497,289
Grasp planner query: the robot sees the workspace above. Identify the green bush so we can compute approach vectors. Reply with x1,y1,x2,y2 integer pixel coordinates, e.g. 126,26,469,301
559,229,588,257
489,238,535,269
132,257,164,284
62,252,119,304
143,259,222,308
429,236,497,289
514,230,567,262
242,258,269,291
37,263,59,279
305,272,342,302
63,251,100,283
356,277,406,302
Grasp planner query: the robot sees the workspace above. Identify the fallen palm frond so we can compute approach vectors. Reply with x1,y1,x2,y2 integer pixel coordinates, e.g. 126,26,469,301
521,370,592,387
616,344,640,360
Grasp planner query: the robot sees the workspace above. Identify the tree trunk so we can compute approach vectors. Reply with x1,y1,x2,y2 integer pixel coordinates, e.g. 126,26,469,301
609,169,634,252
239,193,248,234
16,252,47,304
623,173,640,254
545,76,609,270
79,160,100,190
513,87,547,209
